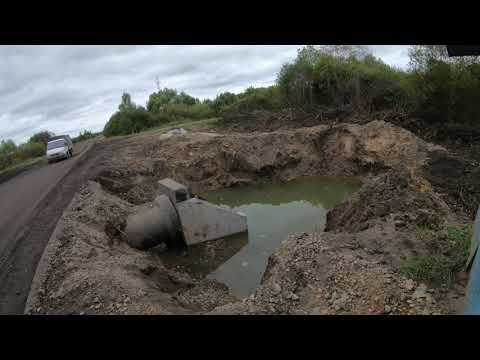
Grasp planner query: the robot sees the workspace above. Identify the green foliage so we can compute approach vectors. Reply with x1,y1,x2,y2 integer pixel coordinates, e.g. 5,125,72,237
0,139,44,171
0,139,17,155
73,130,99,143
211,92,238,114
16,142,44,160
147,88,200,113
409,53,480,129
103,106,164,137
162,102,214,121
104,89,215,137
221,86,282,115
277,46,412,112
28,131,55,147
118,93,136,112
401,224,472,287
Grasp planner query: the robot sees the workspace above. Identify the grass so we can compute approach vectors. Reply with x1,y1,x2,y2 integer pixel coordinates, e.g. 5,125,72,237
401,224,472,287
0,156,44,174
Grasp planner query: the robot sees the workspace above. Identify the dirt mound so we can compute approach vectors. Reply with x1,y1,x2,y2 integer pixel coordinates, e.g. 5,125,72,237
96,121,434,204
209,232,464,315
423,150,480,220
325,167,451,233
26,182,237,315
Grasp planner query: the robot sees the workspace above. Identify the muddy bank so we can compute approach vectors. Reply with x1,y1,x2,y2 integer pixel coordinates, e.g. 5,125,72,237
95,120,440,204
209,231,467,315
26,120,471,314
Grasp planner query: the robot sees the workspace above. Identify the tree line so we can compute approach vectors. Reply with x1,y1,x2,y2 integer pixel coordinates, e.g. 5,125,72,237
103,45,480,141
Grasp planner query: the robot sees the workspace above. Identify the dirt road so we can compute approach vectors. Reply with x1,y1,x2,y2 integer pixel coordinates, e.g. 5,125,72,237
0,139,112,314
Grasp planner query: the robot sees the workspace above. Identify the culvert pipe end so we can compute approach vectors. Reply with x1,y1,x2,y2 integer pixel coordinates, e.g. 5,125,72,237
125,194,182,250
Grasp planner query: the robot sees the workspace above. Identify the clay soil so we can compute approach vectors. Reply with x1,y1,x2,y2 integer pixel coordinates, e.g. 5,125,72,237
26,118,476,315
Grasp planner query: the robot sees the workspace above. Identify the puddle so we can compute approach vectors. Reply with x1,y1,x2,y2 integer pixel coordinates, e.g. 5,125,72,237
157,176,361,298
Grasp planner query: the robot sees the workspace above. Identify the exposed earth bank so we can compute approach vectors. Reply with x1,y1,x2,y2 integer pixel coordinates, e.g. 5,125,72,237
26,120,474,314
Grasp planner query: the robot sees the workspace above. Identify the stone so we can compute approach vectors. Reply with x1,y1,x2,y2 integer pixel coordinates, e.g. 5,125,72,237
412,283,428,299
404,279,415,291
272,283,282,294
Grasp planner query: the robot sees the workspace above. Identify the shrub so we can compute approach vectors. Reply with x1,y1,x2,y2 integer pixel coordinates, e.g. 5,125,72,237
401,224,472,287
162,102,214,121
0,139,17,155
0,141,45,171
28,131,55,147
16,142,44,160
103,107,162,137
73,130,99,143
277,46,412,113
219,86,282,116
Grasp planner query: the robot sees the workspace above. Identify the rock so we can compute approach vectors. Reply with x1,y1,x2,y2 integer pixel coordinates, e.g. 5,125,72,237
404,279,415,291
272,283,282,294
412,284,428,299
384,305,392,313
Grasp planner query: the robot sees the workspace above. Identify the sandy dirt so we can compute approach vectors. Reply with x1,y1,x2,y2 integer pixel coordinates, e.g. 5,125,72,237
24,120,474,315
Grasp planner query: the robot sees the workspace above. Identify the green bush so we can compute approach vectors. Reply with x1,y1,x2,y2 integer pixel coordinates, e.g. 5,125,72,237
103,107,163,137
0,140,44,171
218,86,282,117
211,92,238,114
16,142,44,160
28,131,55,147
147,88,200,113
0,139,17,155
401,224,472,287
277,46,412,112
73,130,100,143
162,102,214,121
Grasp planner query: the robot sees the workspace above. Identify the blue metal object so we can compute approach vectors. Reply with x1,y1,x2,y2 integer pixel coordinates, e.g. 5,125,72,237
464,206,480,314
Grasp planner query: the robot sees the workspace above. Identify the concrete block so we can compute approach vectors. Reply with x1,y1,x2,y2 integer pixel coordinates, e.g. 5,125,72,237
158,178,191,204
176,198,247,246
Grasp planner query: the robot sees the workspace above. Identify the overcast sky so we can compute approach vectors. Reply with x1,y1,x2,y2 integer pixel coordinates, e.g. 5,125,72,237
0,45,410,144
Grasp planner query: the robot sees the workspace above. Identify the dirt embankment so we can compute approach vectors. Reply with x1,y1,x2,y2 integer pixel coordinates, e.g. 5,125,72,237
26,120,473,314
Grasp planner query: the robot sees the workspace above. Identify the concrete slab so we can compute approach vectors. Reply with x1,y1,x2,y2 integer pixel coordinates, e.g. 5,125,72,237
176,198,248,246
158,178,191,204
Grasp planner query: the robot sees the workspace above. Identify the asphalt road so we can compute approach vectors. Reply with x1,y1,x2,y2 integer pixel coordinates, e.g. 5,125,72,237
0,141,97,314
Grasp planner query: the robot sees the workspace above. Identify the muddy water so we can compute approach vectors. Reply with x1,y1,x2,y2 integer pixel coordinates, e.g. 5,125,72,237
159,177,361,298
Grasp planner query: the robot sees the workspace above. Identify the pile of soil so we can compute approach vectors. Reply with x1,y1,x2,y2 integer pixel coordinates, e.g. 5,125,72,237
209,232,466,315
423,150,480,220
325,167,452,233
95,121,440,204
26,119,473,315
26,182,237,315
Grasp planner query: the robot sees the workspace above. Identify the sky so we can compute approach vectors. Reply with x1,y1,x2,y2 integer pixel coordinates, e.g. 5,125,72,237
0,45,410,144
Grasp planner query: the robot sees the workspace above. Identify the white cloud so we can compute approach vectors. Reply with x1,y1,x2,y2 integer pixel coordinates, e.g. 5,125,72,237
0,45,410,143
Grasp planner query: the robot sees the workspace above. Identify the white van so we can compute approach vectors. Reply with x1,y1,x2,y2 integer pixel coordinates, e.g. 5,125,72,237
46,135,73,163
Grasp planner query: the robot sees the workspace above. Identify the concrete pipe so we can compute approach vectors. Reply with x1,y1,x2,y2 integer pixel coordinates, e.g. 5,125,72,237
125,195,183,250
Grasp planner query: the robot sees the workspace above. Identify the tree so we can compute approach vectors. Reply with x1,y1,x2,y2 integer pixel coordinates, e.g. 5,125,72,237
211,92,238,113
0,139,16,155
147,88,179,113
28,131,55,147
118,92,136,112
408,45,480,72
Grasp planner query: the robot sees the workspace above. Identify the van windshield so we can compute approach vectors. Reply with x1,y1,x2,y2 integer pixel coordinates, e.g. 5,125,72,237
47,140,66,150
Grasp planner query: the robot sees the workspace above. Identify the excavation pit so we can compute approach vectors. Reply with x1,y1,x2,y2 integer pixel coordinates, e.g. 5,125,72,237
157,176,361,298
